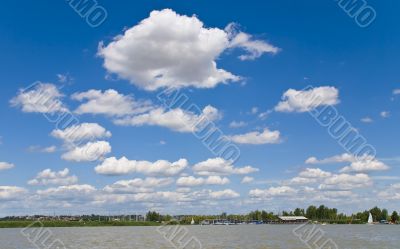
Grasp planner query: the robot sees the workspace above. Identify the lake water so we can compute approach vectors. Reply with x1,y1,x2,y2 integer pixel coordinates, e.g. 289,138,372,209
0,225,399,249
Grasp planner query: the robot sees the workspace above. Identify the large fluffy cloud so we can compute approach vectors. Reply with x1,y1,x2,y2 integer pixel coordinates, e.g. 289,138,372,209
95,157,188,176
192,157,259,176
114,105,220,133
98,9,278,91
28,168,78,186
72,89,153,117
275,86,339,113
228,128,281,145
10,83,67,113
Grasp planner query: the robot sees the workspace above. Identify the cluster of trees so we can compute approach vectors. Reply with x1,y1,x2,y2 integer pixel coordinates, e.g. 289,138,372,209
247,210,277,221
145,211,172,222
285,205,399,223
305,205,339,220
354,207,399,223
145,205,400,224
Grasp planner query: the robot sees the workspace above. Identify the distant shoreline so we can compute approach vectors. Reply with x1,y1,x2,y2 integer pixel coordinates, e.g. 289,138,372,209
0,220,161,228
0,220,381,228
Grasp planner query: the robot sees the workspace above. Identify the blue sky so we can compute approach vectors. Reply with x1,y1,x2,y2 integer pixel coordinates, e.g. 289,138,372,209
1,0,400,216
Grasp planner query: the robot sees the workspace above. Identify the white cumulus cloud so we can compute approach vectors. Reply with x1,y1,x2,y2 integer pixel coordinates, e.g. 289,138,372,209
318,173,372,190
51,123,112,144
209,189,240,199
340,159,389,173
72,89,153,117
0,186,27,200
0,162,14,171
114,105,220,133
61,141,111,162
275,86,339,113
192,157,259,176
228,128,281,145
28,168,78,186
305,153,389,173
104,177,174,193
241,176,254,184
249,186,298,199
98,9,278,91
299,168,332,178
37,184,96,201
95,157,188,176
10,83,67,113
176,176,230,187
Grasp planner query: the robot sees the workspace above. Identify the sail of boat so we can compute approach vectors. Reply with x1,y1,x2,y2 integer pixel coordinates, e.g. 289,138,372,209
367,213,373,225
191,218,195,225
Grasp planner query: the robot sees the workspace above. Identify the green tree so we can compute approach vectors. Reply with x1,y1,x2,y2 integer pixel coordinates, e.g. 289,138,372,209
381,209,388,221
146,211,161,222
294,208,305,216
391,211,399,223
369,207,382,222
306,205,317,220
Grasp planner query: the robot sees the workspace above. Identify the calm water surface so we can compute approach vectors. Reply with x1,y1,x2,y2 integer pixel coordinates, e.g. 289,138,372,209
0,225,399,249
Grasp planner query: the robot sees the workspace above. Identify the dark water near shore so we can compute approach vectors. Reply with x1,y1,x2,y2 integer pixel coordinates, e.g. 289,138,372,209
0,225,399,249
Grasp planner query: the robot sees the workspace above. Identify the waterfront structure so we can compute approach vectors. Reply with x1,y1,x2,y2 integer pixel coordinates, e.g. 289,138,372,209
278,216,308,224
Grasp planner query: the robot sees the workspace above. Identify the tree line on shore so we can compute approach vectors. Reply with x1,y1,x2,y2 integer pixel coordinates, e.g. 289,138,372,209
146,205,400,224
2,205,398,225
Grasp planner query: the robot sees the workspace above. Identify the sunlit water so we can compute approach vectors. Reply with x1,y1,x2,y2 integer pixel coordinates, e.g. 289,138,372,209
0,225,399,249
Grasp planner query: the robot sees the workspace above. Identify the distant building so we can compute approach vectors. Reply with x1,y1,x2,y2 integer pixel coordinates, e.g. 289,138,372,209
278,216,308,224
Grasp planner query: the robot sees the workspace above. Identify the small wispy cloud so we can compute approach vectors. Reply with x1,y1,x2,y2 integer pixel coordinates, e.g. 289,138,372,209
229,121,247,128
360,117,373,123
380,111,390,118
28,145,57,153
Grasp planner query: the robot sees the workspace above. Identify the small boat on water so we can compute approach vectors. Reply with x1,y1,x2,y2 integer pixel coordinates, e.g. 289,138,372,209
367,213,374,225
191,218,195,225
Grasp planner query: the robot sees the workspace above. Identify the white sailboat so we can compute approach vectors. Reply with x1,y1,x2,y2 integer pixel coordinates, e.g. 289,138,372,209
367,213,374,225
191,218,195,225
